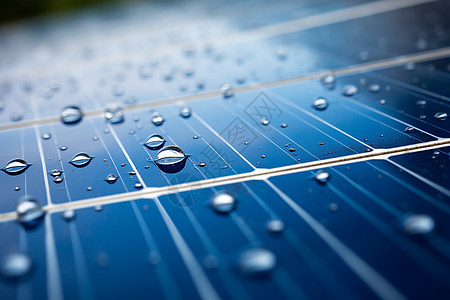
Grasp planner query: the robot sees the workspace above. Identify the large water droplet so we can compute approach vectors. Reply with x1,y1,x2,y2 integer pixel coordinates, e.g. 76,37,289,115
238,248,276,276
154,146,188,173
261,117,270,125
211,192,236,214
342,84,358,96
220,83,233,98
104,103,124,124
180,107,192,118
1,253,32,278
402,214,435,235
144,134,165,150
315,171,330,184
152,113,164,126
313,97,328,110
105,174,118,184
69,153,92,168
16,197,45,228
60,106,83,124
434,112,448,121
2,159,30,175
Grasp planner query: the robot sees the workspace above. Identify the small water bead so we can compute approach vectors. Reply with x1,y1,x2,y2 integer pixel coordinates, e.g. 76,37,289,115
50,169,62,177
369,84,380,93
105,174,118,184
238,248,276,276
129,130,135,135
313,97,328,110
62,210,76,221
329,203,339,212
379,99,386,105
342,84,358,96
315,171,330,184
266,220,285,233
87,186,93,191
16,197,45,228
15,186,20,191
69,153,92,168
261,117,270,125
60,146,68,151
92,136,99,141
203,255,219,270
180,107,192,118
320,71,336,89
220,83,233,98
138,65,152,79
193,135,199,139
112,85,124,97
288,148,296,152
104,103,124,124
60,106,83,124
276,47,287,60
154,146,188,173
404,127,415,133
1,253,32,278
402,214,435,235
2,159,30,175
94,205,103,212
198,161,206,167
144,134,165,150
134,182,143,189
151,112,164,126
405,62,415,71
416,100,427,107
211,193,236,214
42,133,51,140
280,123,287,128
53,176,63,184
434,112,448,121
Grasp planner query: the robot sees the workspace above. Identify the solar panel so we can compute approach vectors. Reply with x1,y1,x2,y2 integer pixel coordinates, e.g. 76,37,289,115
1,0,450,299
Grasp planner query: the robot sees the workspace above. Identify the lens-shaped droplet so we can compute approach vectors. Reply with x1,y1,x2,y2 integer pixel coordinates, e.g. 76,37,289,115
62,210,76,221
266,220,284,233
342,84,358,96
434,112,448,121
152,113,164,126
313,97,328,110
315,171,330,184
2,159,30,175
105,174,118,184
154,146,188,173
1,253,32,278
138,65,152,79
211,192,236,214
16,197,45,228
61,106,83,124
368,84,380,93
144,134,165,150
42,133,51,140
320,71,336,89
238,248,276,276
261,117,270,125
180,107,192,118
220,83,233,98
53,176,63,184
69,153,92,168
134,182,143,189
416,100,427,107
402,214,435,235
50,169,62,177
104,103,124,124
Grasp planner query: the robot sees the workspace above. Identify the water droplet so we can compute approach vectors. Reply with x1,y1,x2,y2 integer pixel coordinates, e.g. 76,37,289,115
1,253,32,278
379,99,386,105
87,186,93,191
211,193,236,214
129,130,135,135
369,84,380,93
276,47,287,60
42,133,51,140
59,146,68,151
104,103,124,124
320,71,336,89
434,112,448,121
94,205,103,212
193,135,199,139
261,155,267,159
112,85,124,97
342,84,358,96
238,248,276,276
280,123,287,128
329,203,339,212
62,210,76,221
15,186,20,191
220,83,233,98
266,220,284,233
2,159,30,175
50,169,62,177
152,112,164,126
144,134,165,150
92,136,99,141
416,100,427,107
138,65,152,79
288,148,296,152
180,107,192,118
105,174,118,184
11,113,23,122
134,182,143,189
60,106,83,124
53,176,63,184
154,146,188,173
402,214,435,235
198,161,206,167
404,127,415,133
69,153,92,168
16,197,45,228
313,97,328,110
405,62,415,71
315,171,330,184
261,117,270,125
